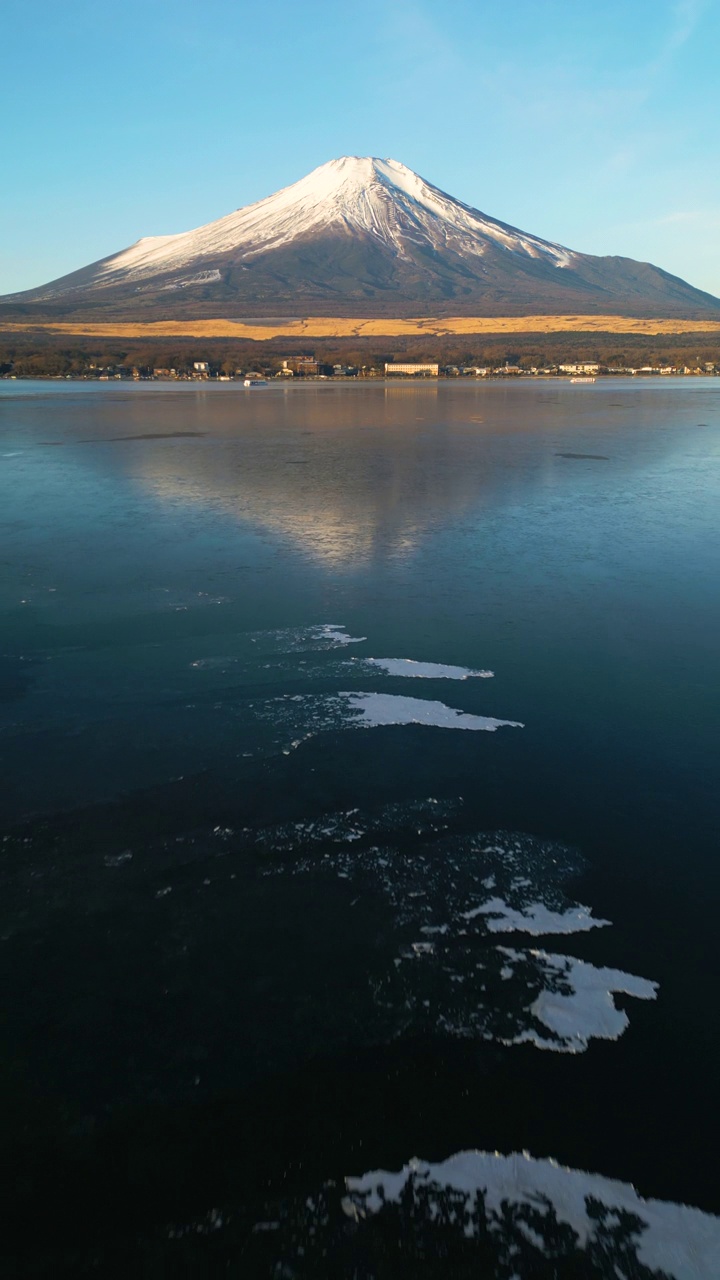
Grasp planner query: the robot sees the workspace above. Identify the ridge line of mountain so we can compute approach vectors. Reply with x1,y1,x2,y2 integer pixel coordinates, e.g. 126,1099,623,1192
3,156,718,320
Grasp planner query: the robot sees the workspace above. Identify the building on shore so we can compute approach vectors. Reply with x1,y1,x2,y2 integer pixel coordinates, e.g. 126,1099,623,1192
280,357,319,376
384,362,439,377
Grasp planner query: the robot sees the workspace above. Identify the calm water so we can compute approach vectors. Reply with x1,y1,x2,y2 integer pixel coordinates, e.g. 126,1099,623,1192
0,379,719,1273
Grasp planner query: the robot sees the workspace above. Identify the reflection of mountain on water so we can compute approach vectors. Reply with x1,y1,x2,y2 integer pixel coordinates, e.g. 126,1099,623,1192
131,386,488,566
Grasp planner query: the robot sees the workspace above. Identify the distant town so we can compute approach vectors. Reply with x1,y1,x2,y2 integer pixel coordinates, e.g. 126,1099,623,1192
2,352,719,381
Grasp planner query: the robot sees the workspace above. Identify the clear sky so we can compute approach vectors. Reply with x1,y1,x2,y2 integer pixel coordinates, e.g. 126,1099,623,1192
2,0,719,298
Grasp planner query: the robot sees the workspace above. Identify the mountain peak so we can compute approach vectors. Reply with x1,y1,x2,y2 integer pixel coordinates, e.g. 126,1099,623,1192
299,155,458,214
5,156,720,320
302,155,420,190
88,155,575,287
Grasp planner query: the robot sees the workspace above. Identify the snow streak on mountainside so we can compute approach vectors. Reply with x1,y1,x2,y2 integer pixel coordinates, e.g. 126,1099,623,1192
4,157,720,319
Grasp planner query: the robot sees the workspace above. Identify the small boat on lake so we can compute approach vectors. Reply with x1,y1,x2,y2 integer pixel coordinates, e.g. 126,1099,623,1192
570,376,596,383
243,376,269,388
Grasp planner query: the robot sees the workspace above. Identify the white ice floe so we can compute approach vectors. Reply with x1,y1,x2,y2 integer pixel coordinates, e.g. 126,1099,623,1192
338,692,523,732
500,946,658,1052
364,658,493,680
313,624,366,647
463,896,610,935
241,623,366,656
255,817,657,1054
345,1150,720,1280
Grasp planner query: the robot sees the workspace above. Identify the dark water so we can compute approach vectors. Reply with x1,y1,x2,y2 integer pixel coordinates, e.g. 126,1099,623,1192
0,379,718,1274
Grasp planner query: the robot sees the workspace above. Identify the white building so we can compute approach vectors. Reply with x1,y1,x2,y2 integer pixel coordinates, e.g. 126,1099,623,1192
384,362,439,377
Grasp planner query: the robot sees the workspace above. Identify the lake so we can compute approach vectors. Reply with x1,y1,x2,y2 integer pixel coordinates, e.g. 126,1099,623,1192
1,378,718,1276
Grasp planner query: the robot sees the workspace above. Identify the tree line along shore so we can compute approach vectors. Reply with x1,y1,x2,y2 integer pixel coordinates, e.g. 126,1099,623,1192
1,330,719,380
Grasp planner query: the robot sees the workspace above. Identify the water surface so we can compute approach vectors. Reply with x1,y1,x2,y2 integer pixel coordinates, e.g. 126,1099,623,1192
1,379,718,1273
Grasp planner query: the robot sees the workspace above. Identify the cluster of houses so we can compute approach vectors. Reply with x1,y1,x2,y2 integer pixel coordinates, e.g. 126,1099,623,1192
392,360,719,378
144,357,348,380
124,358,720,381
382,361,719,378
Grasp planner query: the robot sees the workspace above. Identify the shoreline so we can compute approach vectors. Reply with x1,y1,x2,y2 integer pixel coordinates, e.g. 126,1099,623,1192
3,372,717,383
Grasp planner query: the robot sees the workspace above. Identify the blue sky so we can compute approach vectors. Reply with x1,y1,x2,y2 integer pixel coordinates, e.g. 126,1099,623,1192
2,0,719,297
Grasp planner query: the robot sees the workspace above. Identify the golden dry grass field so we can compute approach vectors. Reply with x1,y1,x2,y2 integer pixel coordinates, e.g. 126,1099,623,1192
4,316,720,340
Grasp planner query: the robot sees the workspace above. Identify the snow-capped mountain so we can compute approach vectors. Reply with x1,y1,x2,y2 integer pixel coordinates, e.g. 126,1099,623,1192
4,156,719,318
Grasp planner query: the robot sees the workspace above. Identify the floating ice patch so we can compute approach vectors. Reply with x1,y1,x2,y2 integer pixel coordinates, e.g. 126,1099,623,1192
341,1150,720,1280
188,629,501,690
242,623,366,656
338,692,522,732
188,624,365,666
500,946,658,1053
261,820,650,1054
192,652,494,688
248,798,458,857
464,896,610,935
250,692,522,756
311,624,366,647
363,658,493,680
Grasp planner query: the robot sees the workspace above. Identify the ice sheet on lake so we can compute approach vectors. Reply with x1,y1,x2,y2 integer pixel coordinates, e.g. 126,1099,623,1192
465,896,610,934
191,624,367,667
259,812,653,1054
338,692,522,732
189,651,496,689
187,626,505,709
363,657,493,680
240,1144,718,1276
250,691,522,754
185,622,368,680
341,1150,720,1280
402,942,655,1051
308,623,366,647
246,623,366,653
500,946,658,1052
240,797,459,855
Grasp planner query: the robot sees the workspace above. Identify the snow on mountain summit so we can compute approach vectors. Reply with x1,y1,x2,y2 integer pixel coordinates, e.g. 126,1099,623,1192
95,156,576,284
8,155,720,318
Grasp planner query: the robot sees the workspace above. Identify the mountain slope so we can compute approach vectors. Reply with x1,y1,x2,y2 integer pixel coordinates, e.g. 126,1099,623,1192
3,157,719,320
